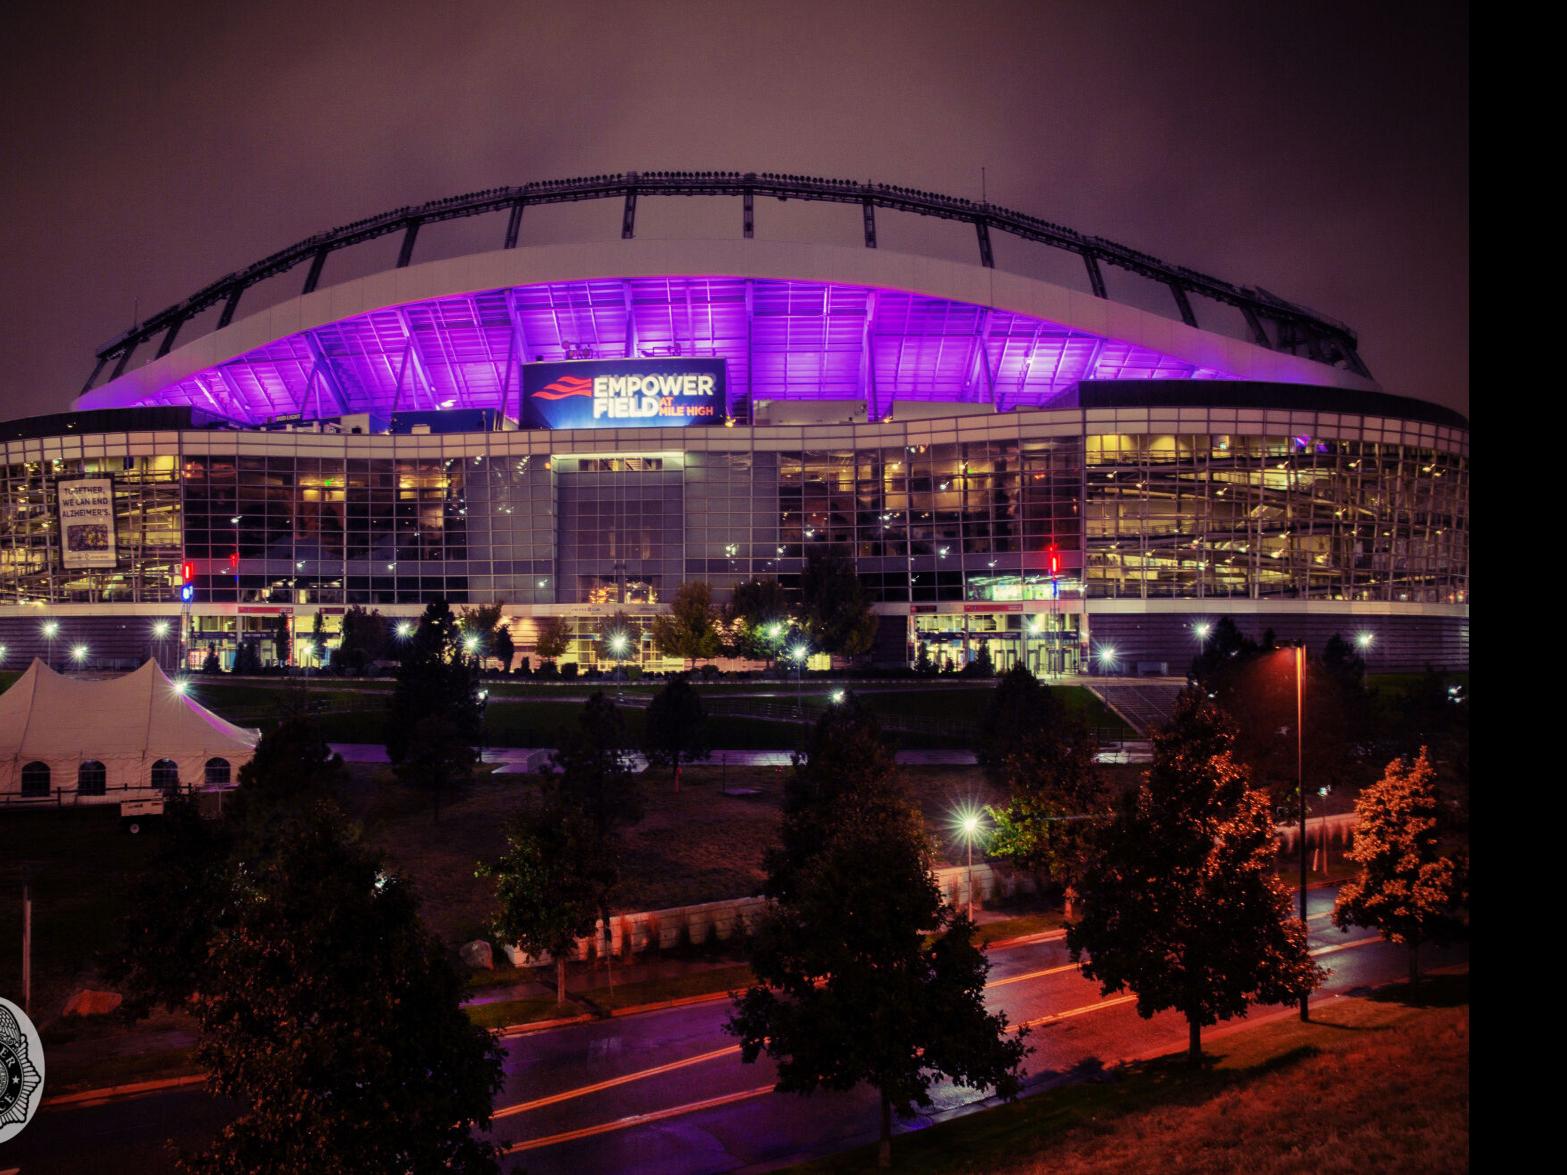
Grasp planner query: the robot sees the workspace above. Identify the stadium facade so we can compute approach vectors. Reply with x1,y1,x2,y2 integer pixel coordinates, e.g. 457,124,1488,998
0,174,1469,676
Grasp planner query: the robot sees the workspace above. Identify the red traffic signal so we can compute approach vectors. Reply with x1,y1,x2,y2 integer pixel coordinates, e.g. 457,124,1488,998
228,551,240,571
1046,543,1060,575
179,561,195,584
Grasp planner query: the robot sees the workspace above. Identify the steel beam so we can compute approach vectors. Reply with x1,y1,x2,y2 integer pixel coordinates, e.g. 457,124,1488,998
110,344,136,380
81,356,108,395
1168,283,1198,328
622,191,637,239
1240,305,1271,348
395,219,422,269
1082,253,1107,299
393,308,441,409
155,316,184,359
303,331,352,415
302,247,330,295
504,200,525,249
743,190,754,238
859,289,880,419
862,198,877,249
216,285,244,330
975,219,994,268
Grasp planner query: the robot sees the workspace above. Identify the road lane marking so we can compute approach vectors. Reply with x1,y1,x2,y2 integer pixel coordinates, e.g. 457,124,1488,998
987,962,1080,989
501,1083,776,1154
494,1044,744,1118
1310,935,1383,958
1013,993,1140,1032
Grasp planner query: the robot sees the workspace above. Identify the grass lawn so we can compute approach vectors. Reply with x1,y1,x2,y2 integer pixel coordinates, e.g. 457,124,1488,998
580,962,756,1012
793,971,1469,1173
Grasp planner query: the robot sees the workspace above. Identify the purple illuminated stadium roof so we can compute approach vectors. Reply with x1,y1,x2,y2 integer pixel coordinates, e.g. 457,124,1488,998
102,276,1229,425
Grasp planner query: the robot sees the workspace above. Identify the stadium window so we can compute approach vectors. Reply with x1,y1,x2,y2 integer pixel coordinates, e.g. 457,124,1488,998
20,761,51,797
205,757,232,786
151,758,180,795
78,760,107,796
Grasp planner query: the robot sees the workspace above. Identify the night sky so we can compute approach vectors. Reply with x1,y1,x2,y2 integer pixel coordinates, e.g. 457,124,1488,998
0,1,1468,420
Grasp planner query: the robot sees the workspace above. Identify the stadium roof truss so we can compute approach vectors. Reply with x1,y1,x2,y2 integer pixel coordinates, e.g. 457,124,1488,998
84,173,1372,404
120,276,1229,425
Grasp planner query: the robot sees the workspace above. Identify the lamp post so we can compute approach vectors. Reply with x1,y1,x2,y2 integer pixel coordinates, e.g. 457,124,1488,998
791,641,810,737
41,620,59,671
71,643,89,670
959,811,985,920
230,516,242,603
1290,642,1308,1022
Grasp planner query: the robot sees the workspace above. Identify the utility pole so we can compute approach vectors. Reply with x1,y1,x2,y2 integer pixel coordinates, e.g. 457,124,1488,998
21,875,32,1017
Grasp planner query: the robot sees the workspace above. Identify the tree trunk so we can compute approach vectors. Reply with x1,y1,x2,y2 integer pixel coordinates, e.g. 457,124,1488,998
557,955,568,1006
1188,1015,1202,1066
877,1092,892,1169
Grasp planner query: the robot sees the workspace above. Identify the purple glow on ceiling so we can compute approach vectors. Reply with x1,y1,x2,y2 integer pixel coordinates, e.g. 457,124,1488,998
114,277,1227,424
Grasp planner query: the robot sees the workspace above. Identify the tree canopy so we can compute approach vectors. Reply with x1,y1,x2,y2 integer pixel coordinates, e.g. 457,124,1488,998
1332,746,1467,986
642,673,711,791
1066,688,1323,1063
728,702,1026,1167
532,616,572,664
799,549,877,658
721,576,793,660
112,715,503,1173
651,581,722,665
979,665,1102,884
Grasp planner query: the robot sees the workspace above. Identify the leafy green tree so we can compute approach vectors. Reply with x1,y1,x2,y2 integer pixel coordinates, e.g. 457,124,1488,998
270,612,291,667
965,641,995,677
493,624,516,674
532,616,572,666
800,548,877,659
480,793,614,1004
1066,689,1323,1064
979,666,1102,884
1332,746,1467,986
643,673,711,792
460,602,505,665
311,609,330,667
386,600,483,765
723,576,792,660
651,581,722,666
728,704,1027,1168
112,715,503,1173
913,640,934,675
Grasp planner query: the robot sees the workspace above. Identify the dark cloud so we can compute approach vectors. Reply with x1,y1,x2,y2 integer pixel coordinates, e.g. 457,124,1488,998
0,0,1467,417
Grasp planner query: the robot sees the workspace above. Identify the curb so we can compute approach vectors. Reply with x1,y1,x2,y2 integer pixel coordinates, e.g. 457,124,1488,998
43,1071,205,1110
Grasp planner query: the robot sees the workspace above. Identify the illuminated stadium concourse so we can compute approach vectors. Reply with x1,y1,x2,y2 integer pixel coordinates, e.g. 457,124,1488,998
1,173,1468,675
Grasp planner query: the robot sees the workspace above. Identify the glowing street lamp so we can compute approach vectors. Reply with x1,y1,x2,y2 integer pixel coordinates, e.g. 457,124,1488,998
152,620,171,639
1355,631,1374,652
395,621,414,639
171,678,189,696
1094,644,1118,674
0,644,7,663
1194,622,1212,643
463,634,482,658
608,631,630,659
70,643,89,666
954,807,989,920
831,689,846,704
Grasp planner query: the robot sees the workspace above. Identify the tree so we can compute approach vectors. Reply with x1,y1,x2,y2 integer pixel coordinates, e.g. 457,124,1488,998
913,640,934,675
480,793,613,1005
111,715,503,1173
979,666,1102,885
232,639,262,676
643,674,711,792
397,712,479,822
335,606,389,676
533,616,572,666
728,704,1027,1168
800,548,877,659
386,600,484,766
965,641,995,677
202,643,222,674
311,609,330,667
1066,689,1323,1064
722,576,792,659
270,612,292,667
650,581,722,667
1332,747,1467,987
460,602,506,666
492,624,516,674
547,693,643,965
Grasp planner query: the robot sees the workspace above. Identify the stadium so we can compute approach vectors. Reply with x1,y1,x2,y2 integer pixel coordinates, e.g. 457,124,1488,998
0,172,1468,676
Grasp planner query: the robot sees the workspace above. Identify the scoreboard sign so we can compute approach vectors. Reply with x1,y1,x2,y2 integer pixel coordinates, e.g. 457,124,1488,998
522,358,726,430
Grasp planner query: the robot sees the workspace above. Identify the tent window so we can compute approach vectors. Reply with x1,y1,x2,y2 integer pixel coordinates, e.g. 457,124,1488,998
78,760,107,796
20,761,51,797
204,758,231,786
151,759,180,795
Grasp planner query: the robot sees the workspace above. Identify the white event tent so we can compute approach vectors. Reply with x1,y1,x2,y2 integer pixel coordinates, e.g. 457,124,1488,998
0,658,260,807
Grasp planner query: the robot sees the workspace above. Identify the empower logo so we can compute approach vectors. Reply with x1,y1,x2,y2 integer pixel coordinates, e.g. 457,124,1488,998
531,375,594,400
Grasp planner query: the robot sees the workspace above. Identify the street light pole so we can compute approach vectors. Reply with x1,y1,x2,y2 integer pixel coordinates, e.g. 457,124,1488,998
1295,642,1308,1022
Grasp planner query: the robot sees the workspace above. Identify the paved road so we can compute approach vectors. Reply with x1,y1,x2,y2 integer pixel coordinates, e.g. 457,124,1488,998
329,743,1151,771
5,887,1464,1174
